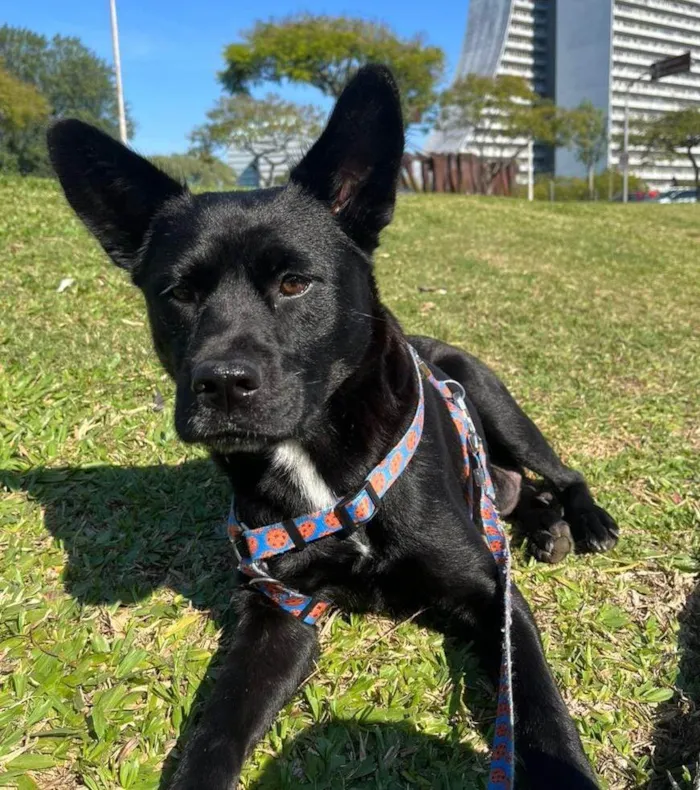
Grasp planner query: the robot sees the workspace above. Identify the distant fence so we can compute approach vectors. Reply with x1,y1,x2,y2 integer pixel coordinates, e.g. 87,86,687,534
401,153,517,196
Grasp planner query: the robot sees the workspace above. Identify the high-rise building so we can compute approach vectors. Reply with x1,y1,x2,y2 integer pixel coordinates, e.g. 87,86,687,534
426,0,556,175
557,0,700,186
426,0,700,188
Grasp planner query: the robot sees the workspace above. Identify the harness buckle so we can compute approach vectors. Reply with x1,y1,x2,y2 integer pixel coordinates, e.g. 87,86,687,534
334,480,381,537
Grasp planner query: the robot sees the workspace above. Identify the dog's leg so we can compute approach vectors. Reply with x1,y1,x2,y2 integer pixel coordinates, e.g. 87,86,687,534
411,337,618,554
436,570,599,787
506,585,599,786
169,592,319,790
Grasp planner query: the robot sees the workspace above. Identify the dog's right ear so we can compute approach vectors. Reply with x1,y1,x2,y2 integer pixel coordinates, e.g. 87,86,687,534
47,120,187,270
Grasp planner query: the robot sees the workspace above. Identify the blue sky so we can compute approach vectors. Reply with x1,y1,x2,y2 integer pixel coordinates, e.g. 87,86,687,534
5,0,469,155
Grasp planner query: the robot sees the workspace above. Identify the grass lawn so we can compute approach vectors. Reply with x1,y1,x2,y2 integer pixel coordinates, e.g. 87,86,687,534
1,174,698,790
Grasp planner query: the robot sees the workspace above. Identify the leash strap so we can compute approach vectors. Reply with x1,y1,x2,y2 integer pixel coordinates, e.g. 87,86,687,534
420,362,514,790
226,346,514,785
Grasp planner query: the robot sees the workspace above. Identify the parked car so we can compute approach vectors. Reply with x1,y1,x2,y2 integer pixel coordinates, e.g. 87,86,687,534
657,188,698,204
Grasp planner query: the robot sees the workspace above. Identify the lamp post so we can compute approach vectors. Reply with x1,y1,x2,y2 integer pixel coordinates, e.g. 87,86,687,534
622,71,648,204
109,0,127,143
622,51,691,203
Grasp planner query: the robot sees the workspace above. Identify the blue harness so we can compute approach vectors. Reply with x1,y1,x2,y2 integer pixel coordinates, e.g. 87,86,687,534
227,346,514,789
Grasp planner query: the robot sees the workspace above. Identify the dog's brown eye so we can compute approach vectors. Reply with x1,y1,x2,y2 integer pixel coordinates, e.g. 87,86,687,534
279,275,311,298
170,285,196,303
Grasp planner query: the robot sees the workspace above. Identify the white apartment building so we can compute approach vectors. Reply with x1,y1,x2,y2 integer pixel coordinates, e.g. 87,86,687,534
426,0,555,176
557,0,700,186
428,0,700,187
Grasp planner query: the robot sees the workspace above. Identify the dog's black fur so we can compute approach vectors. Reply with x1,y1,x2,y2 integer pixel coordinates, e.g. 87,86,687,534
48,65,618,789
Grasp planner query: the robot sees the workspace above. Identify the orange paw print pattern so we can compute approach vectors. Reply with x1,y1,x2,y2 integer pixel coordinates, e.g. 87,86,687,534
370,470,387,494
488,768,509,787
353,497,370,520
266,528,290,550
492,743,508,761
308,601,329,620
495,723,510,738
407,429,418,451
284,595,305,608
299,521,316,539
245,535,259,556
324,512,340,529
389,452,402,475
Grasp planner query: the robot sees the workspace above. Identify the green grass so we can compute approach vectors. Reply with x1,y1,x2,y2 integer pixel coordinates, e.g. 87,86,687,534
1,175,698,790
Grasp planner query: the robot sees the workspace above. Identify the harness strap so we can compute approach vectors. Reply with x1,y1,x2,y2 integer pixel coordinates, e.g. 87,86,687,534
226,345,514,788
228,348,425,563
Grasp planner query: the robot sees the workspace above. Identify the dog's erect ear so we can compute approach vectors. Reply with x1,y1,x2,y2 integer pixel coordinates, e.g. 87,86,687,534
290,65,404,252
47,120,186,270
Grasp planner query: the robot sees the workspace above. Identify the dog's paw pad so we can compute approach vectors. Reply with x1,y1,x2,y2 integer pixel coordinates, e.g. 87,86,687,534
528,520,574,564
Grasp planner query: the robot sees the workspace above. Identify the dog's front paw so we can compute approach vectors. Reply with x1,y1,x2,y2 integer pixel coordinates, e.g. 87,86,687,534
559,482,619,555
568,504,619,554
528,520,574,564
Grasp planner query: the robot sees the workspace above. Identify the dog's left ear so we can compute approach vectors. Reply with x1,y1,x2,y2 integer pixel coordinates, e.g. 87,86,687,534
290,64,404,253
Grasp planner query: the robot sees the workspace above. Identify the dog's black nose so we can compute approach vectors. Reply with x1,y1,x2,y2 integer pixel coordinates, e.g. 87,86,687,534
191,359,262,412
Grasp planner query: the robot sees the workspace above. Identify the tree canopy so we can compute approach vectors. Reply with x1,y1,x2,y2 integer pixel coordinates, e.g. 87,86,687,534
0,60,49,132
189,93,325,187
0,25,132,174
0,60,50,173
634,108,700,192
219,15,444,122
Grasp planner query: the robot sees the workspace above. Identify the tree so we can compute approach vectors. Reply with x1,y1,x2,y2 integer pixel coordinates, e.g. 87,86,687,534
149,154,237,190
0,60,50,172
189,94,325,187
430,74,570,192
219,15,444,123
635,108,700,195
568,101,608,198
0,61,49,128
0,25,132,174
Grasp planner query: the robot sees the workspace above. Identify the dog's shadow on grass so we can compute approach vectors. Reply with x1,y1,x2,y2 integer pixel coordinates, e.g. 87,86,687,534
12,460,234,614
10,461,494,789
9,460,240,787
648,574,700,788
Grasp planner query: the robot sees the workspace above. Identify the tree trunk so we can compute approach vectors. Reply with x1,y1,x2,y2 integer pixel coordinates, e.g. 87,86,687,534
588,164,595,200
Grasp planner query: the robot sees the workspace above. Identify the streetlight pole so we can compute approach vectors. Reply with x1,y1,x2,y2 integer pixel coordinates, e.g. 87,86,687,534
109,0,127,144
621,52,691,203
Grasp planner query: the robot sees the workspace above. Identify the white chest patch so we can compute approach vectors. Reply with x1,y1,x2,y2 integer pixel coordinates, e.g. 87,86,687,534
272,440,336,510
271,440,371,557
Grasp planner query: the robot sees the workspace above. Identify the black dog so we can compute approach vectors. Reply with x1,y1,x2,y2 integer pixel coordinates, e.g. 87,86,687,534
48,65,617,789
